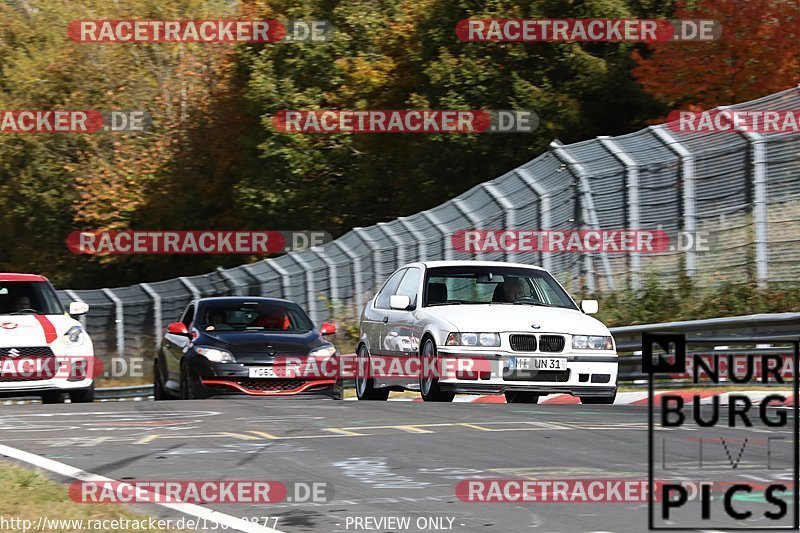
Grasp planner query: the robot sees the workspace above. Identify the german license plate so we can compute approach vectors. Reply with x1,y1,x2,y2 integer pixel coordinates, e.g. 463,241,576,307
248,367,277,378
510,357,567,371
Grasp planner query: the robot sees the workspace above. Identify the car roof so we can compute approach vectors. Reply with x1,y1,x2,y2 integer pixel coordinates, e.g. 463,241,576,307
194,296,296,305
0,273,49,282
404,260,546,271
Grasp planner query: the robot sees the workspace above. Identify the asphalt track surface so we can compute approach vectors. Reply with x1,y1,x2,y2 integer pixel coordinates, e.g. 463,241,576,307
0,398,795,533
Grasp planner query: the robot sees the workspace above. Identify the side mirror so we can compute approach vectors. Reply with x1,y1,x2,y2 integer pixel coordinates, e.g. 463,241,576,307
69,302,89,316
580,300,599,315
167,322,190,336
390,295,412,310
320,322,337,336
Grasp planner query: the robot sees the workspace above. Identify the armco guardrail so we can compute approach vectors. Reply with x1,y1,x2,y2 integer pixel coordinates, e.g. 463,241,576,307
612,312,800,383
82,313,799,400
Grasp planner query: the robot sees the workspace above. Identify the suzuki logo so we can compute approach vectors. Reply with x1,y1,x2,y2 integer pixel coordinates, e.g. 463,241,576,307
0,322,18,330
7,348,20,358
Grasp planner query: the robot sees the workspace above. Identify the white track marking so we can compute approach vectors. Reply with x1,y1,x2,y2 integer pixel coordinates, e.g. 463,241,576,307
0,443,284,533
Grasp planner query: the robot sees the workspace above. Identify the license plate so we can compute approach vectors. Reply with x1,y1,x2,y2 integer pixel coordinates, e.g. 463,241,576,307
248,367,277,378
510,357,567,371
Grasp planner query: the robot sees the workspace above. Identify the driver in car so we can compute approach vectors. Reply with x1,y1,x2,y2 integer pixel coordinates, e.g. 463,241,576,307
12,294,32,312
502,277,525,302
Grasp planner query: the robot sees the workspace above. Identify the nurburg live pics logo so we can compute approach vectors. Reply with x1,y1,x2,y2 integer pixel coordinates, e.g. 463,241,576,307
644,332,800,529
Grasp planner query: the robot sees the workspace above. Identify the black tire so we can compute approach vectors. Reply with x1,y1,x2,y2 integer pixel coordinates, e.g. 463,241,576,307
504,391,539,404
69,386,95,403
153,361,168,401
580,392,617,405
419,338,455,402
355,345,389,401
179,360,195,400
41,391,64,404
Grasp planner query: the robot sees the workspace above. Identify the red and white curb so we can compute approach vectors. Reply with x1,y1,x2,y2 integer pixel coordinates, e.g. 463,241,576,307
350,390,793,405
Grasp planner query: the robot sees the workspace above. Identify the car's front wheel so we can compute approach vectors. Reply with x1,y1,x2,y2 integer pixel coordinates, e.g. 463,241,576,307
580,391,616,404
419,338,455,402
41,391,64,404
153,361,168,401
69,385,95,403
179,360,195,400
355,345,389,401
504,391,539,404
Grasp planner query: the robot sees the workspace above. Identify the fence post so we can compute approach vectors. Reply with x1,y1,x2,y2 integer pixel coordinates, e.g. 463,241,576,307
352,227,383,289
334,239,365,316
397,217,428,262
101,288,124,359
285,253,318,323
139,283,161,349
550,141,615,292
739,130,769,287
376,222,407,266
178,277,201,300
313,249,339,314
651,125,697,278
264,261,291,300
515,168,552,271
598,136,641,290
452,197,483,260
215,267,241,295
420,210,452,260
64,289,86,327
482,183,517,263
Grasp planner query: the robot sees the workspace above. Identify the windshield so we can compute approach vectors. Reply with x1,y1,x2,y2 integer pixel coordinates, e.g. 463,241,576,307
0,281,64,315
198,301,314,332
424,266,578,310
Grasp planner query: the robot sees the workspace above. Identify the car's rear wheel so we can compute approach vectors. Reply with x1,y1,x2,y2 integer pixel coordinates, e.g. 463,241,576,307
504,391,539,404
153,361,168,401
580,392,616,404
69,385,95,403
419,338,455,402
355,345,389,401
41,391,64,404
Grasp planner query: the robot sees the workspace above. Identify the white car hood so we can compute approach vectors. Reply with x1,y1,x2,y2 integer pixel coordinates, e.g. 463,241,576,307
0,314,75,347
425,304,611,336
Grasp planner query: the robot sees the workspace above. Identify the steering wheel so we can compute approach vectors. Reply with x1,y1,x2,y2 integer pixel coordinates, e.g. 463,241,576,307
512,296,540,304
11,308,41,315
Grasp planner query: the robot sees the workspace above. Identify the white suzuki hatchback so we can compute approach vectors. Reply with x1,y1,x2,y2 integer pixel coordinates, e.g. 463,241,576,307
357,261,618,403
0,274,94,403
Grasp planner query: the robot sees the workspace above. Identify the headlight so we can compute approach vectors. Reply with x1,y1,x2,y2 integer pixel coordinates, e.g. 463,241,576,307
64,325,84,345
445,332,501,347
572,335,614,350
309,345,336,357
194,346,236,363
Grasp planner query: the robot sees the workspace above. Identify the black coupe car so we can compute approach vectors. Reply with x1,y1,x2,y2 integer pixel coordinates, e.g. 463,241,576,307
153,297,341,399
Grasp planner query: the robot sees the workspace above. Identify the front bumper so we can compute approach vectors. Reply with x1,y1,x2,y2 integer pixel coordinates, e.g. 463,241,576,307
436,347,618,396
187,356,342,399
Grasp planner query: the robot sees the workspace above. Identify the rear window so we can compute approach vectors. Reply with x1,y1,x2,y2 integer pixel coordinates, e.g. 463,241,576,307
0,281,64,315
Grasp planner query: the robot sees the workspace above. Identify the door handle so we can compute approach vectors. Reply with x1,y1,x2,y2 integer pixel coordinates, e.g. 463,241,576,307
383,317,389,324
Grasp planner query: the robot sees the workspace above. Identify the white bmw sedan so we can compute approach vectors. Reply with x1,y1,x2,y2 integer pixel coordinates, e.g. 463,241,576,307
356,261,618,403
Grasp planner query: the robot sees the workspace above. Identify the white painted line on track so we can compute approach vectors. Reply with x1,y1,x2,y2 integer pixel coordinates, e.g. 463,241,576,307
0,443,284,533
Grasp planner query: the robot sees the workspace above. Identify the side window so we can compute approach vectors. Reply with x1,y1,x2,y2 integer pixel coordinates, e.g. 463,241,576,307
180,305,195,328
395,267,421,307
375,270,406,309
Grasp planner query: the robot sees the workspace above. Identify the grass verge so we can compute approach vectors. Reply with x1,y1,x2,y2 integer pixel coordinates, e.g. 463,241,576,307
0,461,186,533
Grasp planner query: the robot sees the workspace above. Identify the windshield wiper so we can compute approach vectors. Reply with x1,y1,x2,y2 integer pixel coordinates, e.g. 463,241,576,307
512,301,560,308
427,301,461,306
